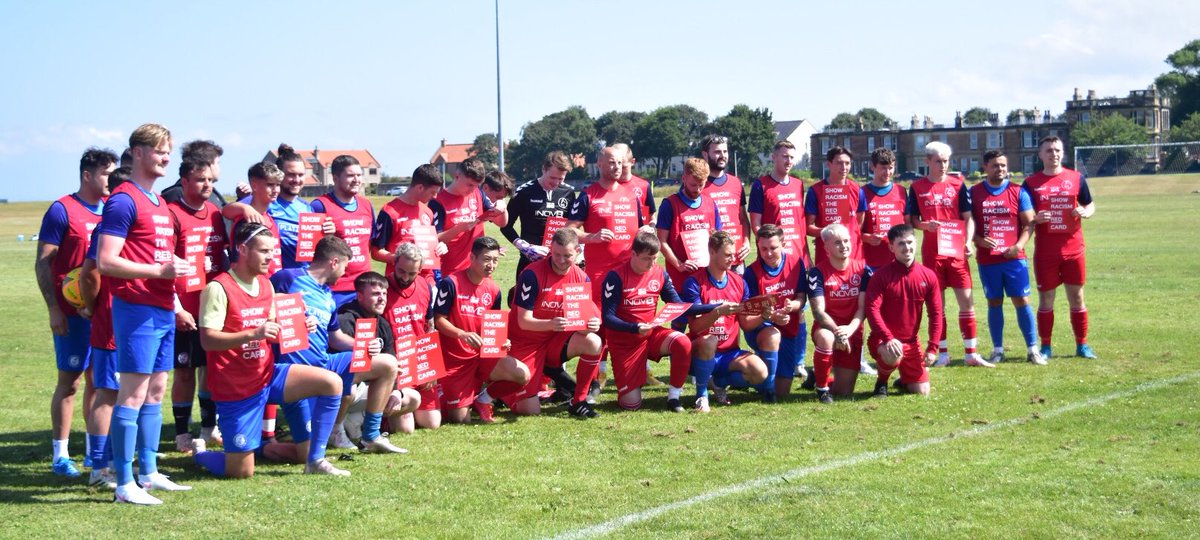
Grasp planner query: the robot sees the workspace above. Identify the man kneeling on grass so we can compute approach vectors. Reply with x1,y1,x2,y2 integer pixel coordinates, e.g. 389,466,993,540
864,224,943,396
193,222,346,478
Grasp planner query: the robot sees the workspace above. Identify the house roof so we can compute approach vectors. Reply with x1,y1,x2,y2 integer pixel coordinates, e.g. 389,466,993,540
774,119,812,139
430,142,473,165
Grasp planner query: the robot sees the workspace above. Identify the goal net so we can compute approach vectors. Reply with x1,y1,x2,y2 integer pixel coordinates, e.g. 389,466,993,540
1073,141,1200,177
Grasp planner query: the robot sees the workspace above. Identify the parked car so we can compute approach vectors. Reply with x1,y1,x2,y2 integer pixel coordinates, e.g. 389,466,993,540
385,186,407,196
897,171,920,181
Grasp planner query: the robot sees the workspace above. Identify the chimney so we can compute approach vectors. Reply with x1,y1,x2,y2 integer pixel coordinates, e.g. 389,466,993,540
911,114,919,129
441,138,447,147
955,110,963,128
1087,89,1097,100
923,115,933,129
1033,107,1041,124
1043,110,1051,122
1074,87,1082,100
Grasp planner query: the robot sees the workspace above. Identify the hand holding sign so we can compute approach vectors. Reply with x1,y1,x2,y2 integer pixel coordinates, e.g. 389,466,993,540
350,318,377,373
274,294,309,354
651,303,692,326
296,213,326,262
936,219,966,258
395,331,446,388
480,310,508,358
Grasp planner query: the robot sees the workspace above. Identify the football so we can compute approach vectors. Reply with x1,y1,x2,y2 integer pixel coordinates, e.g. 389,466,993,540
61,267,85,309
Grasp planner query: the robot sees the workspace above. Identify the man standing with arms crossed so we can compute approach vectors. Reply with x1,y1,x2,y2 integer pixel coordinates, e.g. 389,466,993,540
700,135,752,269
97,124,193,504
1023,136,1097,359
971,150,1044,365
37,147,117,477
865,224,943,396
905,141,983,367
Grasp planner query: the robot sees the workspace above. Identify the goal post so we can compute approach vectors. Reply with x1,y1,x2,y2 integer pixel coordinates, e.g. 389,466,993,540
1073,141,1200,177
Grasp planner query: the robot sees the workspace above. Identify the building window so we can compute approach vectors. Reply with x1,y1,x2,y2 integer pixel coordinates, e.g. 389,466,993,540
821,137,831,154
1023,155,1036,174
1081,112,1090,123
987,131,1003,148
970,132,979,150
369,168,378,175
959,158,968,173
843,136,852,149
969,158,980,173
938,133,948,143
914,134,928,152
1022,131,1037,148
883,135,896,150
868,137,876,152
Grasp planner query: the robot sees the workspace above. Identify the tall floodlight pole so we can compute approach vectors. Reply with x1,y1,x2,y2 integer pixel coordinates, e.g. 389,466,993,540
495,0,504,172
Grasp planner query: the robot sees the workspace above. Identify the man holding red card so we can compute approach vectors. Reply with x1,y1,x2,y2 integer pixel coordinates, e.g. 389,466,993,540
192,222,348,479
970,151,1043,366
905,141,983,367
806,146,867,267
656,157,723,298
167,156,229,455
372,164,447,281
743,224,808,402
681,231,765,412
380,244,441,431
270,236,404,454
432,237,510,424
602,232,718,412
489,228,604,418
1022,136,1098,360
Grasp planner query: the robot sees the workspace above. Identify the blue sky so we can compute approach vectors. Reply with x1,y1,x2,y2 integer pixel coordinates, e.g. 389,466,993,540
1,0,1194,201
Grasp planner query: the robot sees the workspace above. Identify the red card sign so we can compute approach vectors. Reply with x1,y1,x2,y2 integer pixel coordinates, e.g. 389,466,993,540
562,284,594,332
350,318,377,373
681,229,710,267
743,294,779,316
395,331,445,388
296,213,325,262
542,216,569,248
480,310,508,358
409,224,440,269
1046,195,1075,234
274,293,309,354
651,303,692,326
936,219,966,258
872,206,905,236
985,215,1019,256
183,232,207,293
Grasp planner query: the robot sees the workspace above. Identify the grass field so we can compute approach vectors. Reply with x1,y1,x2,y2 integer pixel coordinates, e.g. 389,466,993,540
1,174,1198,538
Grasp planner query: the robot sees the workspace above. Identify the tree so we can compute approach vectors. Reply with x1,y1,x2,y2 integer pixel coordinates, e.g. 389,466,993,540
1155,39,1200,128
963,107,993,126
1169,112,1200,142
595,110,644,146
1071,113,1150,147
507,106,596,180
467,133,499,171
824,108,896,131
632,105,709,178
711,104,775,179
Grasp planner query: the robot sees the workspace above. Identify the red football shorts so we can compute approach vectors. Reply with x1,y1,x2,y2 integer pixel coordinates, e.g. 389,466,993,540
813,325,864,371
924,255,972,290
608,327,679,398
500,331,575,404
1033,251,1086,291
868,334,930,384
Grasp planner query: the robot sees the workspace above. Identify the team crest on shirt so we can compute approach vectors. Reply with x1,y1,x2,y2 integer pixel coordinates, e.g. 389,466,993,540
648,279,660,291
850,274,861,287
234,433,248,449
468,198,478,212
1062,179,1073,190
481,292,493,307
943,186,956,198
634,187,644,198
558,198,569,209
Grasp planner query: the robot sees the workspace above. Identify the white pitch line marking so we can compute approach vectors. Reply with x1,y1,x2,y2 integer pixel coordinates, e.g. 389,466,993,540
548,371,1200,540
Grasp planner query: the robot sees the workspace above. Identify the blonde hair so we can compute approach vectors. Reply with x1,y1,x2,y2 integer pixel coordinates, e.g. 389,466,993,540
684,157,710,180
129,123,171,150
